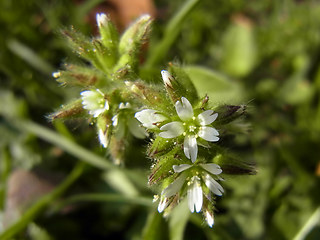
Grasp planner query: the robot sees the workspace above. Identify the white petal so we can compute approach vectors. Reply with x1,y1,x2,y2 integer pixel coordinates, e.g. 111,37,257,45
173,164,192,173
194,182,203,212
198,127,219,142
205,211,214,227
96,13,107,27
162,174,186,198
119,102,131,109
159,122,184,138
98,129,108,148
80,90,95,97
197,111,218,125
112,114,119,127
200,163,222,175
204,174,224,196
81,89,108,117
187,177,203,213
119,102,125,109
161,70,174,87
90,109,105,118
184,135,198,162
104,100,109,110
128,118,148,139
158,197,169,213
175,97,194,121
135,109,167,129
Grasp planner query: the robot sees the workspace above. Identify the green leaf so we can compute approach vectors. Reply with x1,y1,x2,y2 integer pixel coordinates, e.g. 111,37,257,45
220,17,257,77
169,199,190,240
184,65,244,104
28,223,54,240
142,210,168,240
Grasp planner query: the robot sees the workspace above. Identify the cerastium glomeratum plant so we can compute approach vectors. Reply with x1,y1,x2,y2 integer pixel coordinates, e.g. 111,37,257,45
51,13,255,227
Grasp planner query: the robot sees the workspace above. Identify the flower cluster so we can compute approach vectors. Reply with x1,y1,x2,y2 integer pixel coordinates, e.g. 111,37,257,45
135,71,224,227
51,12,254,229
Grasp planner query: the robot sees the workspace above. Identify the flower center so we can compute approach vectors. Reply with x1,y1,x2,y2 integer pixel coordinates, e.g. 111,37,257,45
188,125,197,132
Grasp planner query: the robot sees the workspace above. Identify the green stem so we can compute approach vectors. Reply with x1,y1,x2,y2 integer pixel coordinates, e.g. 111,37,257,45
0,146,11,210
293,206,320,240
13,119,114,170
144,0,201,68
54,193,153,211
7,118,140,194
0,162,85,239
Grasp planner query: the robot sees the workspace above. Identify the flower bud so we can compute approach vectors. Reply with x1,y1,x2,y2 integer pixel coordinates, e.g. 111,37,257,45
164,65,199,105
96,13,119,52
115,15,152,74
49,99,84,121
214,104,246,125
96,113,113,148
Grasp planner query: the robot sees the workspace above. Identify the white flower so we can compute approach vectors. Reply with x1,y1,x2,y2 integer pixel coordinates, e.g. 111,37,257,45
113,102,147,139
158,163,223,213
159,97,219,162
80,89,109,117
135,109,167,129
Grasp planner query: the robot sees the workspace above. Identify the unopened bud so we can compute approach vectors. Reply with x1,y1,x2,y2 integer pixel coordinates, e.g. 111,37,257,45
161,70,174,88
52,71,61,78
96,13,108,28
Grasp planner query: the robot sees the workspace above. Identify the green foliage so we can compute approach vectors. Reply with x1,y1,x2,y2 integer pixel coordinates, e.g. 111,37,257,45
1,0,320,239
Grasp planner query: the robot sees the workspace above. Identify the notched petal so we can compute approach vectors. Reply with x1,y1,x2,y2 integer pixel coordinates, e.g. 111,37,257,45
159,121,184,138
175,97,194,121
184,135,198,162
173,164,192,173
162,174,187,198
197,110,218,125
198,127,219,142
204,174,224,196
200,163,222,175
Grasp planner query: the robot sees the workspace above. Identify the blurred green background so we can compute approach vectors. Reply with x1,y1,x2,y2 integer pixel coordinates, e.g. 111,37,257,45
1,0,320,239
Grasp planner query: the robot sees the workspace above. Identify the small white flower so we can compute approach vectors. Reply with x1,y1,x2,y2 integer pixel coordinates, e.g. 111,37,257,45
135,109,167,129
113,102,147,139
158,163,223,213
81,89,109,117
159,97,219,162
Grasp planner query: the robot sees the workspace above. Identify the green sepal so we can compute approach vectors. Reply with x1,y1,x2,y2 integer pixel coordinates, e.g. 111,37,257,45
92,39,116,71
115,15,152,74
148,146,182,185
61,29,104,71
148,137,176,158
166,65,199,104
96,112,113,148
213,154,256,175
214,104,246,126
48,99,85,121
118,15,152,56
123,80,171,111
97,14,119,59
109,135,126,165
